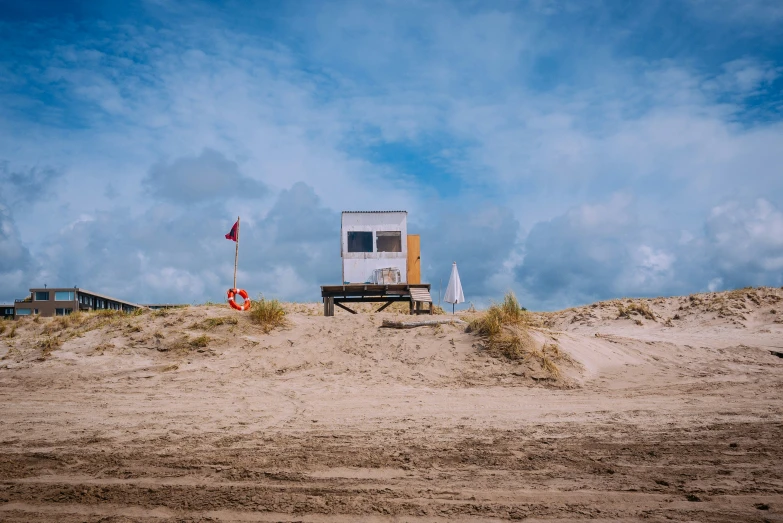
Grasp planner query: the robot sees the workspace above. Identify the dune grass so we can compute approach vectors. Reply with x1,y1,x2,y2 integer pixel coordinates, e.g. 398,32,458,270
190,335,210,348
190,316,239,330
467,291,530,339
164,334,210,353
616,301,656,321
466,292,565,378
467,292,533,358
37,336,62,359
249,296,288,333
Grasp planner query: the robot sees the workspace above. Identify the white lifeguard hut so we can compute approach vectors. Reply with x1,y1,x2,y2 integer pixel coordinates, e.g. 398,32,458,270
320,211,430,316
341,211,418,284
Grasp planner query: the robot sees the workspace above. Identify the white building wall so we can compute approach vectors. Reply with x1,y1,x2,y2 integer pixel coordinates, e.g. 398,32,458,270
341,212,408,284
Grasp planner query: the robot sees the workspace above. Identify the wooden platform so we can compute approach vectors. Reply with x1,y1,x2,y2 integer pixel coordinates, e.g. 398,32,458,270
320,284,433,317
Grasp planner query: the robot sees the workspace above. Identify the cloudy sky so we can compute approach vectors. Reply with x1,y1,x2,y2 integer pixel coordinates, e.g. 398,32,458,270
1,0,782,310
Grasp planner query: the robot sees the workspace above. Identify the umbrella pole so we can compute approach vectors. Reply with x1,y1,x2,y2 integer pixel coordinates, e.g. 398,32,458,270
452,303,455,315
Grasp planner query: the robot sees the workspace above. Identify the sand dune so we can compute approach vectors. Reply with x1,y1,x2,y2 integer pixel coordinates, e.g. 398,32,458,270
0,287,781,521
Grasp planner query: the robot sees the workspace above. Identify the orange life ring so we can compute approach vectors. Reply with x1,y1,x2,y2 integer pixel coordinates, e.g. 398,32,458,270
227,288,251,311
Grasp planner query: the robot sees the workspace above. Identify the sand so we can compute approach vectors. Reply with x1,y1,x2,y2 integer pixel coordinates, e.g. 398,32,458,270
0,287,782,522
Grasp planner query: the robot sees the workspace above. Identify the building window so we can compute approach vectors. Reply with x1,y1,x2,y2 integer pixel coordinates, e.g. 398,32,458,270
55,308,73,316
16,308,31,316
55,291,75,301
347,231,373,253
35,291,50,301
376,231,402,252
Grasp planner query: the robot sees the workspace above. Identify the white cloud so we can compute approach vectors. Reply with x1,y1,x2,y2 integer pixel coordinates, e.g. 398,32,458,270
708,277,723,292
0,2,782,307
706,199,783,281
143,148,266,204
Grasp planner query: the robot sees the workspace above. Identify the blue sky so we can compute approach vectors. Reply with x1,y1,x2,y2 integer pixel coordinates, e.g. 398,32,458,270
1,0,782,310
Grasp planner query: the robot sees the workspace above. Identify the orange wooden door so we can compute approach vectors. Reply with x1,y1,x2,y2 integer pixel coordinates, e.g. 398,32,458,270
407,234,421,284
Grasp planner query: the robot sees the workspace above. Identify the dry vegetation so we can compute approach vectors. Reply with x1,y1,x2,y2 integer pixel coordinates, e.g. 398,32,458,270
616,301,656,321
536,285,783,331
36,336,61,360
189,316,239,330
1,298,297,365
249,296,289,333
466,292,568,380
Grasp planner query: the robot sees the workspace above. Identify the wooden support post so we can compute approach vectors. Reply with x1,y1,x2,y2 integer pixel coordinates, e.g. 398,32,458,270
335,302,357,314
324,297,336,317
376,301,394,313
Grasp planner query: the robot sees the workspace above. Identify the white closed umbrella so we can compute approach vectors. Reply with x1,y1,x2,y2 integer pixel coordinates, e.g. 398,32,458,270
444,261,465,314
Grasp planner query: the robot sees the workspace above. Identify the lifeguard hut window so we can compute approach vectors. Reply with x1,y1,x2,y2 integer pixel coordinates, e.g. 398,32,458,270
376,231,402,252
347,231,373,252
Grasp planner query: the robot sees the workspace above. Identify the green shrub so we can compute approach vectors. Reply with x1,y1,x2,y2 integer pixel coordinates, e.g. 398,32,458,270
249,296,288,333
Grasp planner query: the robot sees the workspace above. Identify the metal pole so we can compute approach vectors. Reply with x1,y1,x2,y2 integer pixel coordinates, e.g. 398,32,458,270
233,216,239,290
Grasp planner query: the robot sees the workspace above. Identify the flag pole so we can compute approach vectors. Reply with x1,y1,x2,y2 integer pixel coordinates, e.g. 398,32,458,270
233,216,239,290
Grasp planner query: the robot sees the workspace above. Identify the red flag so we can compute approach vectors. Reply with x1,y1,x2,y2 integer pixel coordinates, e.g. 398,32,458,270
225,220,238,242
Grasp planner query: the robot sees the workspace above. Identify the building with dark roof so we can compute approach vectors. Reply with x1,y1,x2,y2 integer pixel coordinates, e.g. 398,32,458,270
1,304,14,320
8,287,144,319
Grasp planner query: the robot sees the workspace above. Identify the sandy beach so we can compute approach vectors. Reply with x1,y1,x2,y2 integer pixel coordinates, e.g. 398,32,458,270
1,287,782,522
